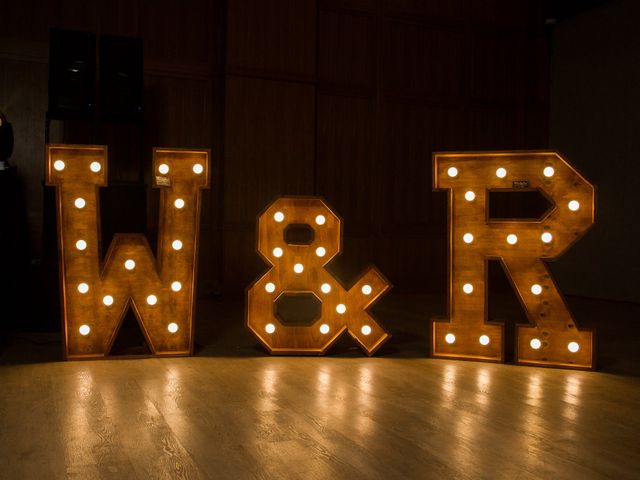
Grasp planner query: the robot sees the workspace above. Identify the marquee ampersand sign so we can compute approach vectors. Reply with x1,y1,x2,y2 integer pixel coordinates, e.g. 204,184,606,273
46,144,209,359
432,151,595,369
247,197,391,355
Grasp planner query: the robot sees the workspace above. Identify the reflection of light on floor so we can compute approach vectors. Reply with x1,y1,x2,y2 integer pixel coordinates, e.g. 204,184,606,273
441,363,457,407
475,368,491,407
356,366,374,436
563,375,582,422
259,367,278,412
527,373,542,408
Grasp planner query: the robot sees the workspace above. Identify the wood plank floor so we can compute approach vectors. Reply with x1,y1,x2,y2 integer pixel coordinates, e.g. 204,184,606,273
1,293,639,479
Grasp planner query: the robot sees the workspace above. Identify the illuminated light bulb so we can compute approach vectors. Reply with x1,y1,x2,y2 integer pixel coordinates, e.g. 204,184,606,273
568,341,580,353
146,294,158,305
124,259,136,270
274,211,284,222
320,324,330,334
77,283,89,294
171,281,182,292
543,166,555,177
293,263,304,274
463,233,474,244
158,163,169,174
174,198,185,209
53,160,65,171
193,163,204,174
507,234,518,245
75,239,87,251
445,333,456,344
79,324,90,335
103,295,114,306
541,232,553,243
315,215,326,225
447,167,458,177
531,284,543,295
530,338,542,350
316,247,326,257
496,167,507,178
172,240,183,250
336,304,346,314
265,282,276,293
168,323,179,333
463,283,474,294
265,323,276,334
479,335,490,346
568,200,580,211
272,247,283,258
464,191,476,201
361,325,372,336
74,198,86,209
90,162,101,172
361,284,372,295
321,283,331,294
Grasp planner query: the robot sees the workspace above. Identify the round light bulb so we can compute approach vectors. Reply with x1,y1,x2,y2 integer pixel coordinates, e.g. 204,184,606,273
53,160,65,171
172,240,183,250
158,163,169,174
543,166,555,177
321,283,331,294
463,283,474,294
447,167,458,177
273,247,283,258
174,198,185,209
315,215,326,225
464,191,476,201
445,333,456,344
74,198,86,209
293,263,304,273
361,325,372,336
496,167,507,178
168,323,179,333
479,335,490,346
75,239,87,251
316,247,326,257
90,162,101,172
361,284,372,295
265,282,276,293
320,324,330,334
79,324,90,336
265,323,276,334
77,283,89,294
568,341,580,353
274,211,284,222
530,338,542,350
336,304,346,314
541,232,553,243
463,233,474,244
103,295,114,306
124,259,136,270
568,200,580,211
193,163,204,174
171,281,182,292
507,234,518,245
531,284,543,295
146,294,158,305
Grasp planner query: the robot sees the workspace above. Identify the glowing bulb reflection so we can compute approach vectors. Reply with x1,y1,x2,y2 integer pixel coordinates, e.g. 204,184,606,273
463,283,474,294
568,200,580,211
336,304,346,314
158,163,169,174
193,163,204,174
361,284,372,295
79,324,90,335
75,239,87,251
315,215,326,225
53,160,65,171
465,191,476,201
479,335,490,346
543,166,555,177
447,167,458,177
174,198,185,209
103,295,114,306
531,284,543,295
273,247,283,258
496,167,507,178
124,259,135,270
568,341,580,353
265,323,276,334
445,333,456,344
265,282,276,293
146,294,158,305
507,234,518,245
168,323,179,333
171,281,182,292
530,338,542,350
316,247,326,257
74,198,86,209
321,283,331,294
293,263,304,273
463,233,474,244
361,325,372,335
320,324,330,334
90,162,101,172
172,240,183,250
541,232,553,243
274,211,284,222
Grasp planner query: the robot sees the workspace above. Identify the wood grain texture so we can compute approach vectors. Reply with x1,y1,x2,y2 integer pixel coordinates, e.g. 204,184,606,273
45,145,209,358
1,291,639,479
432,151,595,369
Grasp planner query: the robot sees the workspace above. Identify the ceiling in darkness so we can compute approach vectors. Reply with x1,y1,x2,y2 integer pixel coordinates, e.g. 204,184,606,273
544,0,610,23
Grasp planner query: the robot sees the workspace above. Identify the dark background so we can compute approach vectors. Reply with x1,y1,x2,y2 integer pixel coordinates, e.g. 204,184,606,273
0,0,638,332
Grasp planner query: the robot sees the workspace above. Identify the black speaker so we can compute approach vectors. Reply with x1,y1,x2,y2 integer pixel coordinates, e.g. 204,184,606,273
99,35,143,122
48,29,96,119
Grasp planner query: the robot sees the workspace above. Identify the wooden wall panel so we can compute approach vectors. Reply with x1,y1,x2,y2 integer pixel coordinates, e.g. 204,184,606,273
227,0,316,77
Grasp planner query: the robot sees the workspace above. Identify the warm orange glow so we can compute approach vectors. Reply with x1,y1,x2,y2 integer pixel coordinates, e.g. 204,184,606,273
46,145,209,359
432,151,595,369
247,197,391,355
